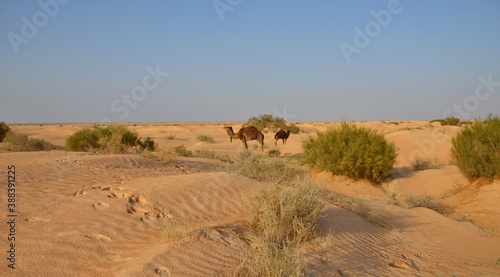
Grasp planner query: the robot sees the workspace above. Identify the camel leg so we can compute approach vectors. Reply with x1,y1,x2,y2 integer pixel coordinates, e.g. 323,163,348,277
275,139,278,147
242,138,248,150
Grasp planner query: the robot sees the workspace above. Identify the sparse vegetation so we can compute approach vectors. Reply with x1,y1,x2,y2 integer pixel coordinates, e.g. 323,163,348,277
431,117,461,126
451,115,500,181
65,125,139,153
323,191,382,225
196,134,215,143
267,148,281,157
155,148,175,164
192,149,232,162
302,122,396,184
411,156,441,171
405,195,452,215
0,121,10,142
237,243,304,277
228,151,301,185
2,131,55,151
172,144,193,157
252,181,325,247
239,180,323,276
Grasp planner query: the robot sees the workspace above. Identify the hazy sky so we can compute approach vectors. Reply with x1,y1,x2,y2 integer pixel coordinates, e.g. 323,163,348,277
1,0,499,123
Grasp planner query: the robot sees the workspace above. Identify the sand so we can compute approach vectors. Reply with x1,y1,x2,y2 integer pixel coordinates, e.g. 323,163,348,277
0,121,499,276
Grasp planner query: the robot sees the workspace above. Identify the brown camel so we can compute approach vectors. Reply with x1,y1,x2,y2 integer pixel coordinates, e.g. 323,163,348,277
223,126,264,150
274,129,291,146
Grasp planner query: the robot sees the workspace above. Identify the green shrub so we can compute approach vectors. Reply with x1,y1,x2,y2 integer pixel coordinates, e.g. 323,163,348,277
3,131,54,151
65,125,139,153
440,116,461,126
451,115,500,181
172,145,192,157
244,114,300,133
0,122,10,142
196,134,215,143
245,114,286,132
65,128,100,152
138,137,157,151
287,123,301,134
302,122,396,183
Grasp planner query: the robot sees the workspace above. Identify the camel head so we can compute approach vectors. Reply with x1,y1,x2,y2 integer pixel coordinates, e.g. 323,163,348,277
223,126,234,143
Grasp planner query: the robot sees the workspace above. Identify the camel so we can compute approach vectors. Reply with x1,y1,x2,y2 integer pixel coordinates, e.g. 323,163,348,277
223,126,264,150
274,129,291,146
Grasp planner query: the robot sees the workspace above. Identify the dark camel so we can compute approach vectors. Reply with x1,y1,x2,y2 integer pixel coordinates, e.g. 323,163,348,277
274,129,290,146
223,126,264,150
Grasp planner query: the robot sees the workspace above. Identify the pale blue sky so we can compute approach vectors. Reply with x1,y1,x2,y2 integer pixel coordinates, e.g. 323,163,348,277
1,0,499,123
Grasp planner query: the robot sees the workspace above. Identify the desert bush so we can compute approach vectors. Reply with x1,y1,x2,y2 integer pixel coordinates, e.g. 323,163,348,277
138,137,157,151
287,123,301,134
0,122,10,142
244,114,300,133
3,131,54,151
65,128,100,151
302,122,396,184
237,243,304,277
196,134,215,143
411,156,440,171
251,181,325,248
172,145,193,157
440,116,461,126
229,151,301,185
65,125,139,153
451,115,500,181
103,126,139,153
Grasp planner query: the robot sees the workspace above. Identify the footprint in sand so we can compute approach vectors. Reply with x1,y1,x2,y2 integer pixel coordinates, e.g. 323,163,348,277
74,189,87,196
85,233,112,242
126,203,149,214
93,202,110,210
155,266,171,276
25,217,50,223
108,192,129,199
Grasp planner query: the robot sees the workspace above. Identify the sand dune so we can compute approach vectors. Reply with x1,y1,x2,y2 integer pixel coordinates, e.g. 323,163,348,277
1,121,499,276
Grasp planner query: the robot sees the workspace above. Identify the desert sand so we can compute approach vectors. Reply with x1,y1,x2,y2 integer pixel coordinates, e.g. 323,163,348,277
1,121,499,276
